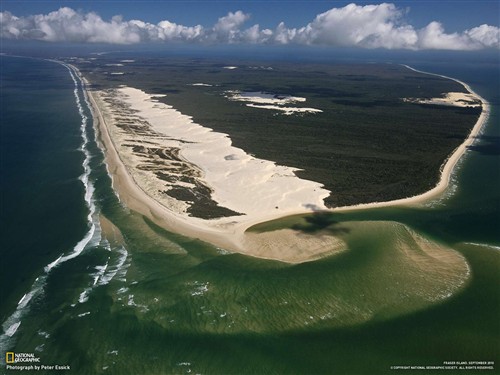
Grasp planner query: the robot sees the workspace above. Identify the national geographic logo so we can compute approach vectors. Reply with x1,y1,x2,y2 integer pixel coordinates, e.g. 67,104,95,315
5,352,41,364
6,352,14,364
5,351,71,371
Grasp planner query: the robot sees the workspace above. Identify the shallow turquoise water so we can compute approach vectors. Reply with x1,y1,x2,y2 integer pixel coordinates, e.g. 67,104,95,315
1,55,498,374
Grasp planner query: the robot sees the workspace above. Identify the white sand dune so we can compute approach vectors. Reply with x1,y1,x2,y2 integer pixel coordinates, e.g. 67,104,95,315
246,103,323,114
120,86,328,215
225,91,322,115
88,84,333,262
226,91,307,104
403,91,482,107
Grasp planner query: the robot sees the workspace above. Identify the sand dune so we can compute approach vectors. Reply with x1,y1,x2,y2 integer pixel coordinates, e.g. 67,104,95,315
225,91,323,114
88,84,335,262
403,91,482,107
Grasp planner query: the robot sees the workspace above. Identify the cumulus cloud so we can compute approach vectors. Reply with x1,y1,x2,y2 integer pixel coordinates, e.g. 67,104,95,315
418,21,475,50
0,7,205,44
212,10,250,42
1,3,499,50
289,3,419,49
465,24,500,49
1,8,144,43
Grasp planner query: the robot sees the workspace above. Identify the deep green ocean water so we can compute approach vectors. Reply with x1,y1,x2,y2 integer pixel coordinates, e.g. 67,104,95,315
1,54,498,374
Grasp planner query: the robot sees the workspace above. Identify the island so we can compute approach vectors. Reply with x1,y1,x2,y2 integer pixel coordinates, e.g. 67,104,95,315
70,57,488,263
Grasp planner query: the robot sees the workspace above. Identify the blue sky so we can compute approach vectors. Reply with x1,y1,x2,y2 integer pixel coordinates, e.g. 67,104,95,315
1,1,499,50
1,0,498,31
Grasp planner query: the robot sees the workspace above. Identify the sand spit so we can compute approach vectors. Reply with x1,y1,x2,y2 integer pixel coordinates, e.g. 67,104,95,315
333,65,489,213
88,84,334,262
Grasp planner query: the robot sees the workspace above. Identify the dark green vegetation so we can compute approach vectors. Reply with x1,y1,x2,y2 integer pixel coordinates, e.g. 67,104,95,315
76,57,480,207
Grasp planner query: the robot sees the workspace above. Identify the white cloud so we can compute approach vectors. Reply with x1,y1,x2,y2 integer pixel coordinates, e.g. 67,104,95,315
418,22,472,50
156,20,204,42
417,21,500,50
213,11,249,33
291,3,419,49
0,7,205,44
1,4,499,50
466,24,500,49
274,22,298,44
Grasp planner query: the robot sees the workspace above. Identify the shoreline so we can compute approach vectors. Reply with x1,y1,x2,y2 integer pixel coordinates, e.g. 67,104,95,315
85,78,244,253
79,63,489,263
84,73,342,263
330,64,489,213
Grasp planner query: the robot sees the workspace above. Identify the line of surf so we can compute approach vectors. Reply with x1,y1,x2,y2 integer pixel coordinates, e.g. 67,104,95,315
0,60,101,357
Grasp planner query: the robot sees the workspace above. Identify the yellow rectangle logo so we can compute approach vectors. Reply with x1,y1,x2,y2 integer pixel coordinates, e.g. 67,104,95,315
6,352,15,364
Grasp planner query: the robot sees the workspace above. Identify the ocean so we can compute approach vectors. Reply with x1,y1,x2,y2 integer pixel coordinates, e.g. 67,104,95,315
0,53,498,374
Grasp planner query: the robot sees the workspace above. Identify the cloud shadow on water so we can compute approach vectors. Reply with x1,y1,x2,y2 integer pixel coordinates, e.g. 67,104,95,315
468,135,500,155
291,211,351,235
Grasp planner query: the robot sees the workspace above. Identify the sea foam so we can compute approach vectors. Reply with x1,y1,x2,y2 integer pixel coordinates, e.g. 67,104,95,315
0,62,101,356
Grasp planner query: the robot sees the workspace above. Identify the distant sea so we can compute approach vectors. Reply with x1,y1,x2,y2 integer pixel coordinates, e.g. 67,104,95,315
1,52,498,374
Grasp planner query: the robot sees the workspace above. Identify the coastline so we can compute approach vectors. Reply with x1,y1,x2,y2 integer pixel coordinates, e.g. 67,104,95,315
85,78,242,252
78,63,489,263
83,71,344,263
332,64,490,213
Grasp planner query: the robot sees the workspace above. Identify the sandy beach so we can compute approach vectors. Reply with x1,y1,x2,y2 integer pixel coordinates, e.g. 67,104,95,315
332,65,490,213
78,64,489,263
84,73,343,263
